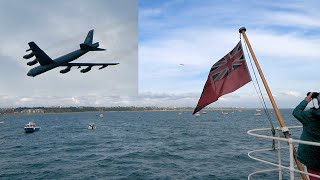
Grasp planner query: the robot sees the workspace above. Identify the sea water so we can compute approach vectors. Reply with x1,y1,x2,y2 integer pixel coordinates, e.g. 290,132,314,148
0,109,303,179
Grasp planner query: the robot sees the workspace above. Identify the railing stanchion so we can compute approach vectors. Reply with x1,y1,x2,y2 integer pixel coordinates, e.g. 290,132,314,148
289,138,295,180
278,132,282,180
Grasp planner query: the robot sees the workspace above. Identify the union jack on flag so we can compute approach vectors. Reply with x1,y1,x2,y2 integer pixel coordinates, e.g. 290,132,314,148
209,42,245,81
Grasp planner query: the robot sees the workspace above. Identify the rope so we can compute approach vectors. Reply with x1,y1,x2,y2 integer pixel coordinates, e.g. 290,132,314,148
241,37,276,150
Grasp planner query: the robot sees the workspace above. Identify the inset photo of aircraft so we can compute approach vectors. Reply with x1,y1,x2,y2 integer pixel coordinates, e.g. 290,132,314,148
24,29,119,77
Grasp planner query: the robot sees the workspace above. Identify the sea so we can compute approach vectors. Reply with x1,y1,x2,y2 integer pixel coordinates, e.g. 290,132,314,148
0,109,304,180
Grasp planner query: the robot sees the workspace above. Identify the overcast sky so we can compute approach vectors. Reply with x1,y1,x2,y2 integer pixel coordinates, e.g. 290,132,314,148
1,0,320,108
0,0,138,107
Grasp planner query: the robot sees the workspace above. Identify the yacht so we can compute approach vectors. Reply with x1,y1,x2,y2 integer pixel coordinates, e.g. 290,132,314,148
88,123,96,129
194,112,201,117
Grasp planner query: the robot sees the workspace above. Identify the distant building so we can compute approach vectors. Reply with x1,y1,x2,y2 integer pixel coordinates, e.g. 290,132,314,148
20,109,44,114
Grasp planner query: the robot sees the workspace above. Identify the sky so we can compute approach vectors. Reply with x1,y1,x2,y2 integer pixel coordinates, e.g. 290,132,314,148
0,0,138,107
138,0,320,108
1,0,320,108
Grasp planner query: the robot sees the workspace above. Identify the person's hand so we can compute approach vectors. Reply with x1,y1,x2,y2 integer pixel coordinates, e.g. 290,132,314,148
305,92,313,102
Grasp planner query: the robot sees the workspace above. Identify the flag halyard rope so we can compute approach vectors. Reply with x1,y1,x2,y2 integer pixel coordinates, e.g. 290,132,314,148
242,38,276,150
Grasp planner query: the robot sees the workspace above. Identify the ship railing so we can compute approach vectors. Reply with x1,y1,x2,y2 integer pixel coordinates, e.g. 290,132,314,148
247,126,320,180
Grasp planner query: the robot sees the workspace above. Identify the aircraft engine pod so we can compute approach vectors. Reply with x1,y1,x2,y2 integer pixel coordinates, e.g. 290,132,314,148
23,52,35,59
60,66,71,74
99,65,108,70
80,66,92,73
27,59,38,66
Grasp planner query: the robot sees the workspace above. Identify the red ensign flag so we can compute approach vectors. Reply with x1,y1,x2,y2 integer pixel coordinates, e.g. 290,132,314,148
193,41,251,114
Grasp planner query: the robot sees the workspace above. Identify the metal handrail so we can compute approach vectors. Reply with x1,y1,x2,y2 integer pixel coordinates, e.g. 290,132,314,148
247,126,320,180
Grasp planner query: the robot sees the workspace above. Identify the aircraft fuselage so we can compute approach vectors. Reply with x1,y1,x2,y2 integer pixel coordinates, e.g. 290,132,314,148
27,49,88,77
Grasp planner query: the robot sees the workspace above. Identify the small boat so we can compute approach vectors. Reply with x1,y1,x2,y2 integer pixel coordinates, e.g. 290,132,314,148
201,111,207,114
88,123,96,129
254,109,262,116
24,122,40,133
221,111,228,115
0,121,4,124
194,112,201,117
99,113,104,118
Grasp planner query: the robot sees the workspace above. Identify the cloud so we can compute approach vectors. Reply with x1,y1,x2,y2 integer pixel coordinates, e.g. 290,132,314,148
265,12,320,28
280,91,301,98
139,26,320,93
0,89,306,108
138,0,320,108
19,97,33,102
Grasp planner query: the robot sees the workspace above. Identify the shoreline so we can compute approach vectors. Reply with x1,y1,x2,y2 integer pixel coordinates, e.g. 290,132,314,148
0,107,293,115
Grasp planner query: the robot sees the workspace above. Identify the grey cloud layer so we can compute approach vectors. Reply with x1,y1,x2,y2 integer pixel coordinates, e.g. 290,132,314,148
0,0,138,99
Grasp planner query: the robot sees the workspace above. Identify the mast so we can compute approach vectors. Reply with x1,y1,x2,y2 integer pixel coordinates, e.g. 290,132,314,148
239,27,308,180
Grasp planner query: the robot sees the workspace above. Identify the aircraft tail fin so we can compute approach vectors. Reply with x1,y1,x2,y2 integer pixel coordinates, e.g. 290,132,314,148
83,29,94,45
80,29,105,51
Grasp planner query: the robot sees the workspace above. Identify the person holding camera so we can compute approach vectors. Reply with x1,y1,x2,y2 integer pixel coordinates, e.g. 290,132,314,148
292,92,320,179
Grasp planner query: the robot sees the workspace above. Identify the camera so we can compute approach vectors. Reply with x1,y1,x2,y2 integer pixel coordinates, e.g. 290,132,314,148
307,92,320,99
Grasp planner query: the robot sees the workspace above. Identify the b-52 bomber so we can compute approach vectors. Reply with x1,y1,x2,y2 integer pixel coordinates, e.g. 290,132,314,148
23,29,119,77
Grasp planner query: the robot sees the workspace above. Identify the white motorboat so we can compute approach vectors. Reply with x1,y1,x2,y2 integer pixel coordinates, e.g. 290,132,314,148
24,122,40,133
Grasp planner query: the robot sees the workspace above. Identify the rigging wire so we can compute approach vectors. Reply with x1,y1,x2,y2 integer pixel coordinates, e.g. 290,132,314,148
241,37,276,150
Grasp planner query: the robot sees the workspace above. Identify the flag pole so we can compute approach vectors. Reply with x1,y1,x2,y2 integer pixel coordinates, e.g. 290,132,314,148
239,27,308,180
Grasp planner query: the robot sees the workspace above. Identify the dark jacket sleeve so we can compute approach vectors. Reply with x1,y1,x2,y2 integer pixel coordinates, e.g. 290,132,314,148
292,100,313,125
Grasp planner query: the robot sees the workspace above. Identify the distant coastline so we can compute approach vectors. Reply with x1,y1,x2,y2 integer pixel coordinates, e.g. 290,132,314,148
0,106,292,115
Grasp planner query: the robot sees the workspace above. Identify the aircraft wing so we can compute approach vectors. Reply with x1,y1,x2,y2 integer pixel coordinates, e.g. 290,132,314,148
62,62,119,67
26,42,54,66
